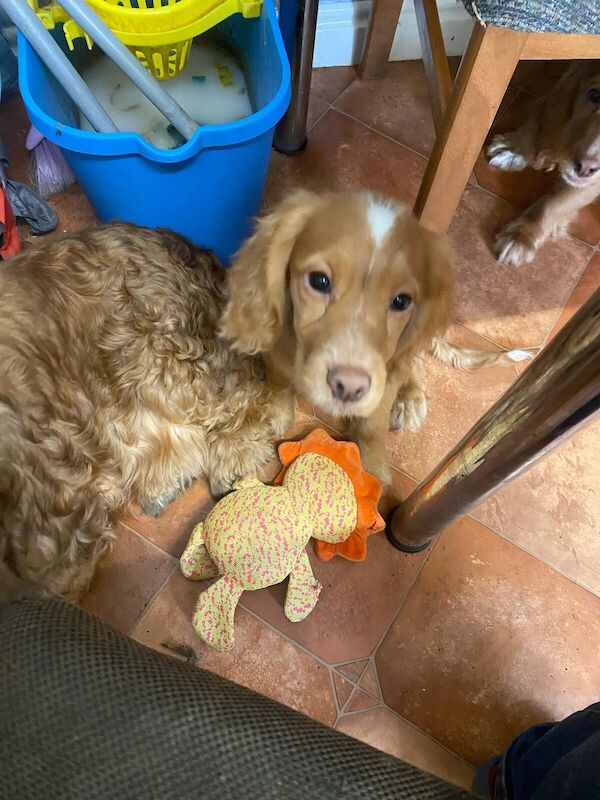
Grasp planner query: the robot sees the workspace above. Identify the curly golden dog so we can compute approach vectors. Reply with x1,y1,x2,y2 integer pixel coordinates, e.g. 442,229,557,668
487,61,600,267
221,189,459,483
0,224,289,602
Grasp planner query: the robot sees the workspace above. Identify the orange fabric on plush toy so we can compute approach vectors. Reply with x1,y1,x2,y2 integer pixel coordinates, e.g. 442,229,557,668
274,428,384,561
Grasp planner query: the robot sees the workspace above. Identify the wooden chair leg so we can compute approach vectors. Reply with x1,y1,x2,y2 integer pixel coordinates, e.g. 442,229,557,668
358,0,404,80
414,0,452,132
414,25,527,234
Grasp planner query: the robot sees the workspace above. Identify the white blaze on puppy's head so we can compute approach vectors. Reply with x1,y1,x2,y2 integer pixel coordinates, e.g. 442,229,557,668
367,198,398,248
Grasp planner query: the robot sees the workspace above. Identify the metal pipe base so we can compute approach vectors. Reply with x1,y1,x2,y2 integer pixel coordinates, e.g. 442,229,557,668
387,288,600,552
273,136,308,156
385,510,431,553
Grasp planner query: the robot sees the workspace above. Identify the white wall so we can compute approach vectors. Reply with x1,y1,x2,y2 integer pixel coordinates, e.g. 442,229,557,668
313,0,473,67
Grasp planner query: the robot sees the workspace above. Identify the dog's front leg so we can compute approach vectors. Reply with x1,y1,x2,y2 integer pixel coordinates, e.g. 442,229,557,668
349,378,402,486
389,359,427,433
264,356,296,438
495,181,600,268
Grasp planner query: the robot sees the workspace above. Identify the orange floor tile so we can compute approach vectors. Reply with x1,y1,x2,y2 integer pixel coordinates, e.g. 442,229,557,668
3,59,599,792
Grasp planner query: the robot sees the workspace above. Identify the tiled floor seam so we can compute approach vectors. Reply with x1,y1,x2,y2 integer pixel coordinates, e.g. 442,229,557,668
383,472,600,600
365,654,385,701
452,319,541,354
340,683,383,714
120,518,182,560
314,72,357,107
328,668,346,722
368,534,441,657
126,561,178,636
329,107,429,164
382,702,478,770
309,107,330,133
467,510,600,600
382,467,600,599
239,600,346,671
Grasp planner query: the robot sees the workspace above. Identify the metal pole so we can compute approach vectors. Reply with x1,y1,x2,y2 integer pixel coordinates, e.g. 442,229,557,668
387,287,600,553
273,0,319,154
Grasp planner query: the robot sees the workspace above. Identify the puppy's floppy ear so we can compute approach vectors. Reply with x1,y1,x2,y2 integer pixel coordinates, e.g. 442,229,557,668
394,223,454,362
220,189,324,354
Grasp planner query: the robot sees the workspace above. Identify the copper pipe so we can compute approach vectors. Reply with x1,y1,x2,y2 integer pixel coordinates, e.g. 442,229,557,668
387,288,600,552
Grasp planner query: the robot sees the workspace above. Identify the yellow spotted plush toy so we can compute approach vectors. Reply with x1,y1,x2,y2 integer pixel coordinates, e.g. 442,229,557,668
180,429,384,650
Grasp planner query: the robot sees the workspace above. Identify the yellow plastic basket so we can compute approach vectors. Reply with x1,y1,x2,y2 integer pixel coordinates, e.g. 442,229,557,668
31,0,262,79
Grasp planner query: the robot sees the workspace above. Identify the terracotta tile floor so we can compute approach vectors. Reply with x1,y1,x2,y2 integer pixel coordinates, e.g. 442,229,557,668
3,58,600,792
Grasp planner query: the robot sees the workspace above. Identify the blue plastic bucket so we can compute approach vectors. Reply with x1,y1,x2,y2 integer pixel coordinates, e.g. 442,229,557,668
17,0,290,264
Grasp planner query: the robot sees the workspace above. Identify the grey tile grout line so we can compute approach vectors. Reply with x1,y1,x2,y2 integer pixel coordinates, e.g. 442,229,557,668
331,106,430,164
339,682,383,716
126,560,178,637
367,653,384,702
452,318,543,353
381,701,478,770
388,456,600,600
238,601,350,672
466,508,600,600
386,453,600,599
328,668,345,726
120,518,180,562
340,681,360,714
367,540,439,662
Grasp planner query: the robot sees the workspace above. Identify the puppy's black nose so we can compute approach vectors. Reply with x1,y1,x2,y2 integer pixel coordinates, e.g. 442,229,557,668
575,159,600,178
327,366,371,403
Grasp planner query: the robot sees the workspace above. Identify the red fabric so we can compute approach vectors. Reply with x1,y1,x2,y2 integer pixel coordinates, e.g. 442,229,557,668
0,188,20,259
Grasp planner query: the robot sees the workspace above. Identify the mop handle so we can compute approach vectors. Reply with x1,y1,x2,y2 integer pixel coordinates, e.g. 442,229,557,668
0,0,118,133
58,0,199,142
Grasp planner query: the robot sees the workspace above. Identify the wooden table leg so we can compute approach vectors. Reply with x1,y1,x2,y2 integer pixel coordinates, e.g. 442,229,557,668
414,25,527,233
358,0,404,80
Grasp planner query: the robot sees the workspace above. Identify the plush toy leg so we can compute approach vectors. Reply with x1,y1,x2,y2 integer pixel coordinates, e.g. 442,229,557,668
180,522,218,580
284,551,322,623
193,575,244,651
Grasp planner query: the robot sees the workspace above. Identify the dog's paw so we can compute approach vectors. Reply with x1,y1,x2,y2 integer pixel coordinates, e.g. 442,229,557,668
495,221,538,268
141,485,188,517
486,135,527,172
390,390,428,433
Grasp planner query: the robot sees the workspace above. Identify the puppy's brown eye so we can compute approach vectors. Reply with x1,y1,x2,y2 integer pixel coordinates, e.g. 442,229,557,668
586,88,600,104
308,271,331,294
390,293,412,312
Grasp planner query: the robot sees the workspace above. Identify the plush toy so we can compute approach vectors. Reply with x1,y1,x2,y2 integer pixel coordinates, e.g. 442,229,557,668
180,429,384,650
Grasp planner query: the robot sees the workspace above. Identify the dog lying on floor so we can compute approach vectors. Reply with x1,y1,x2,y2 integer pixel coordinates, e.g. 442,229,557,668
0,191,522,603
221,189,522,484
487,61,600,267
0,225,290,602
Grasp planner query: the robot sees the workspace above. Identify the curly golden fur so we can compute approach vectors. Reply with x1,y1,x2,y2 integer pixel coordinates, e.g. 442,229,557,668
487,61,600,267
0,224,289,602
221,190,454,483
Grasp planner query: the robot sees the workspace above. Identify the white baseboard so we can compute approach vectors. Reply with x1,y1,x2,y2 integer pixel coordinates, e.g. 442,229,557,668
313,0,472,67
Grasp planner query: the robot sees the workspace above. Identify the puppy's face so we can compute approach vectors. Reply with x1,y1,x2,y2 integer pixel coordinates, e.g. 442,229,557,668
289,195,432,417
221,191,453,419
559,65,600,189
